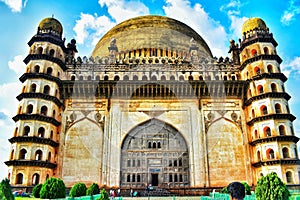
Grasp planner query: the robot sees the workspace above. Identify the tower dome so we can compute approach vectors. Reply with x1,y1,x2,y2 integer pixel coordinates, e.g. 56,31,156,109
242,17,267,34
38,17,63,36
92,15,213,58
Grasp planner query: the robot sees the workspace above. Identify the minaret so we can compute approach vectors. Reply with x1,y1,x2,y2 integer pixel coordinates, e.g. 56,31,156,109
5,17,68,186
239,18,300,184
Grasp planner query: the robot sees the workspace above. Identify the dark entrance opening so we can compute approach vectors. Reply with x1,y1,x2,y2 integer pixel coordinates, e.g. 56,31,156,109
151,174,158,186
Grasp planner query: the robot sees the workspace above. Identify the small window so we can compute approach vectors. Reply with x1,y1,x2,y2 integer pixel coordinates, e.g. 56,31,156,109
46,67,53,75
161,75,166,81
34,65,40,73
30,84,36,93
19,149,27,159
71,75,76,81
271,83,277,92
49,49,55,57
257,151,261,161
267,149,275,159
264,127,271,137
123,75,129,81
151,76,157,81
275,103,282,114
254,67,261,75
38,127,45,137
264,47,269,55
37,47,43,54
127,175,130,182
16,173,23,184
286,171,293,183
87,76,92,80
142,75,148,81
104,75,109,81
260,105,268,115
251,49,257,56
170,75,175,81
95,75,100,81
24,126,30,136
27,105,33,114
279,125,286,135
41,106,48,115
32,173,40,185
282,147,289,158
137,174,141,182
43,85,50,95
267,65,273,73
188,75,193,81
35,150,43,160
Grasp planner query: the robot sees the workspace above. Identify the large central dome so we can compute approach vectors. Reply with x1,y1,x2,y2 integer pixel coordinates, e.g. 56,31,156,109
92,15,213,58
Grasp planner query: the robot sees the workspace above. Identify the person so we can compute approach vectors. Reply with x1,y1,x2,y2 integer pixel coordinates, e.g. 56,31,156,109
130,188,133,197
227,182,245,200
117,188,121,197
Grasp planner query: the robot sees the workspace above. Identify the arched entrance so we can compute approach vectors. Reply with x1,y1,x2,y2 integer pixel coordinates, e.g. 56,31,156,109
121,119,189,188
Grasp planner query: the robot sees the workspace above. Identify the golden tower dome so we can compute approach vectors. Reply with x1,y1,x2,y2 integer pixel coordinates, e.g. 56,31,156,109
38,17,63,36
92,15,213,58
242,17,267,34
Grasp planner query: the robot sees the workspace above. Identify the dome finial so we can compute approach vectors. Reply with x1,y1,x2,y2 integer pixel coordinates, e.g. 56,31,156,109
242,17,267,34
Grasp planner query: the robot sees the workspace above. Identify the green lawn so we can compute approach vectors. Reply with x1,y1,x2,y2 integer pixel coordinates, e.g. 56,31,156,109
15,197,40,200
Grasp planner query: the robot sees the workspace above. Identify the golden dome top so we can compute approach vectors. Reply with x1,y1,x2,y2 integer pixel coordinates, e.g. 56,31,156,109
92,15,213,58
38,17,63,36
242,18,267,34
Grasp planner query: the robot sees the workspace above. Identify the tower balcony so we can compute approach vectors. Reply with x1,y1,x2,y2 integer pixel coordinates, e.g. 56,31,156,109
23,54,67,70
249,135,299,146
240,54,282,70
252,158,300,168
244,92,291,106
5,159,57,169
247,113,296,126
13,114,61,126
8,136,59,147
19,73,62,86
16,92,63,107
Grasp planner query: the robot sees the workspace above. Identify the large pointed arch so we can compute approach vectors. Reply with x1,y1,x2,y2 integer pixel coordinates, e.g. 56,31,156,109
120,118,189,188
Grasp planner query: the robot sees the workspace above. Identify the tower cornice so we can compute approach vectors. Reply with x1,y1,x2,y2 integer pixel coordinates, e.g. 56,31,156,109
8,136,59,147
23,54,67,71
12,114,61,126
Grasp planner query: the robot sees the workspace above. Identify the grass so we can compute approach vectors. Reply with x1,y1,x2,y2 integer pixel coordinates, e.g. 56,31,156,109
15,197,40,200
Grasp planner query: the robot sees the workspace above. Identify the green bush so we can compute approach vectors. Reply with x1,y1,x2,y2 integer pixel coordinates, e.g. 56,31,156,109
70,182,87,197
96,188,109,200
220,186,228,193
32,183,43,198
242,182,251,195
39,177,66,199
0,178,14,200
87,183,100,196
255,172,290,200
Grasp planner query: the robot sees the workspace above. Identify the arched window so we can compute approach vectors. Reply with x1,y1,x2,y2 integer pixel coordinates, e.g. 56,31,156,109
254,67,261,75
161,75,166,81
174,174,178,182
87,76,92,80
23,126,30,136
267,65,273,73
37,47,43,54
43,85,50,95
123,75,129,81
174,160,177,167
104,75,109,81
127,160,131,167
169,174,173,182
257,151,261,161
79,76,83,80
215,75,219,80
71,75,76,81
10,150,14,160
266,148,275,159
279,125,286,135
286,171,293,183
271,83,277,92
179,75,184,81
199,75,204,80
282,147,290,158
153,142,157,148
46,67,53,75
179,174,183,182
170,75,175,81
275,103,282,114
264,47,269,55
188,75,193,81
35,150,43,160
224,76,228,81
158,142,161,148
30,84,36,93
46,174,49,180
260,105,268,115
19,149,27,159
41,106,48,115
148,142,151,148
34,65,40,73
142,75,148,80
254,130,258,139
32,173,40,185
264,127,271,137
151,75,157,81
16,173,23,184
114,75,120,81
179,158,182,166
38,127,45,137
49,49,55,57
27,104,33,114
137,174,141,182
52,110,56,118
257,85,264,94
127,175,130,182
251,49,257,56
132,174,136,182
231,76,236,81
48,152,51,162
132,75,139,81
251,109,255,118
206,75,211,80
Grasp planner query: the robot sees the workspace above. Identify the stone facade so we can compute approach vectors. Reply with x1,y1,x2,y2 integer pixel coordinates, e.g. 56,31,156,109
5,15,300,189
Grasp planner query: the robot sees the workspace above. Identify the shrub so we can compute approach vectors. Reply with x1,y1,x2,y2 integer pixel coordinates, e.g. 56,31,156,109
39,177,66,199
0,178,14,200
32,184,43,198
242,182,251,195
70,182,87,197
96,188,109,200
255,172,290,200
87,183,100,196
220,186,228,193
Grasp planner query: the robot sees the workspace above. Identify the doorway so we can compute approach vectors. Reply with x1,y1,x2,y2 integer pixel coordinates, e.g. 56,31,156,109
151,174,158,186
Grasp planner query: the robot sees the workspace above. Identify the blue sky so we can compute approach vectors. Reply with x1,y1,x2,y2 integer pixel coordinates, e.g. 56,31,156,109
0,0,300,180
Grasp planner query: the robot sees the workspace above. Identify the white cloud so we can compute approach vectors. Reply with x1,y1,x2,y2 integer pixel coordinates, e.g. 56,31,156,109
73,13,116,45
281,56,300,78
281,0,300,25
0,0,24,12
163,0,228,57
8,55,26,77
98,0,149,23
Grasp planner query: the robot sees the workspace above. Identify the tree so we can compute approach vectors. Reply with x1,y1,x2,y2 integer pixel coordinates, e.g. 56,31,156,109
32,183,43,198
70,182,87,197
0,178,14,200
87,183,100,196
96,188,109,200
242,182,251,195
255,172,290,200
39,177,66,199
